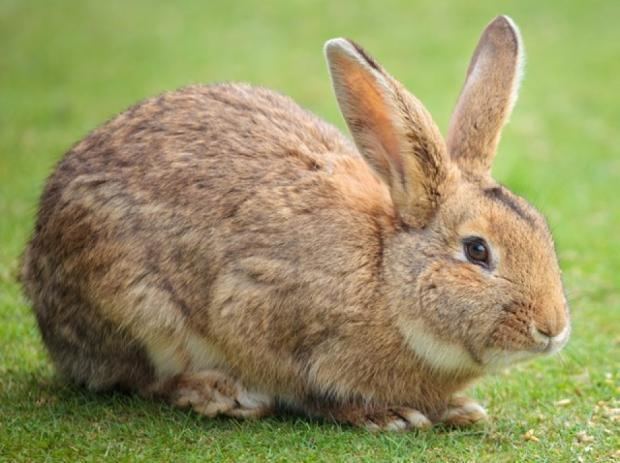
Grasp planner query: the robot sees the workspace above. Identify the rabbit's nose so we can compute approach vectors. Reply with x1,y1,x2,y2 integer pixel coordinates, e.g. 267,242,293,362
539,323,570,354
534,299,569,339
531,311,570,354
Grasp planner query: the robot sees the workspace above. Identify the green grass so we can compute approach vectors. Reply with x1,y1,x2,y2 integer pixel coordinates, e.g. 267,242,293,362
1,0,619,461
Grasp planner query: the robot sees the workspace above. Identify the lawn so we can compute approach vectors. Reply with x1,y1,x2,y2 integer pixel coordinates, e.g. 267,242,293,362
1,0,619,461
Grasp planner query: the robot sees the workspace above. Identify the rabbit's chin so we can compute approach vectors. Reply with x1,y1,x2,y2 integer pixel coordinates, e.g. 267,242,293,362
481,324,570,372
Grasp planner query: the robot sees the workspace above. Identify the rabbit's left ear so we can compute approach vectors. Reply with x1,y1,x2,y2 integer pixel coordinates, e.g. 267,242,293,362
447,16,524,177
325,38,451,228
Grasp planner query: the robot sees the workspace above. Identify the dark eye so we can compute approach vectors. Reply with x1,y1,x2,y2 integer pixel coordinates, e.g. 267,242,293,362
463,237,490,267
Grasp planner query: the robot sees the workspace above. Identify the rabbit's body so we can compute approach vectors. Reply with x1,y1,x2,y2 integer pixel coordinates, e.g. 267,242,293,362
23,84,466,417
22,17,570,430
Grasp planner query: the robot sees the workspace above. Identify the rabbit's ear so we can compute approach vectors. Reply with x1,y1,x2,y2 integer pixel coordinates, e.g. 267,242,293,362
325,38,450,228
447,16,524,177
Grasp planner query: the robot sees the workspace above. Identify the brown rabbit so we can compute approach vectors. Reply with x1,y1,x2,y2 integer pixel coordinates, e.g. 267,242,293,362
21,15,569,430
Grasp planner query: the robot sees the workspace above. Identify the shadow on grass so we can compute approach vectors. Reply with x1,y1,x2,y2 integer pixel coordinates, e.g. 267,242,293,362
7,369,492,440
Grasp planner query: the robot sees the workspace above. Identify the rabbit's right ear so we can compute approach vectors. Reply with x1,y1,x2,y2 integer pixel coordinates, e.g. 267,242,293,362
325,38,451,228
447,16,524,177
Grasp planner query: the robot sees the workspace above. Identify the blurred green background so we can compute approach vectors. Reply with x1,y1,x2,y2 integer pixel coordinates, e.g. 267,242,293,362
1,1,618,461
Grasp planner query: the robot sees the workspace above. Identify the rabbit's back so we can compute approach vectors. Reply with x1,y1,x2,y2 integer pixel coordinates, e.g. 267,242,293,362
22,83,395,393
40,83,357,223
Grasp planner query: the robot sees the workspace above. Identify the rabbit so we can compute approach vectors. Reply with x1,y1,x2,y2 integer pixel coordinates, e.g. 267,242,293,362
21,15,570,431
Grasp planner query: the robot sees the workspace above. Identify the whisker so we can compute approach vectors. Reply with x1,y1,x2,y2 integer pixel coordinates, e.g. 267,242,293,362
555,351,568,367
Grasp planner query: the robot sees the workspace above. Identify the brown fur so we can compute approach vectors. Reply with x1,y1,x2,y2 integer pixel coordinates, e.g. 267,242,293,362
21,16,569,431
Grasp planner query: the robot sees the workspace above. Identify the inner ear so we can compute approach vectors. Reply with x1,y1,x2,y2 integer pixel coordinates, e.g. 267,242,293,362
327,47,403,185
325,38,451,228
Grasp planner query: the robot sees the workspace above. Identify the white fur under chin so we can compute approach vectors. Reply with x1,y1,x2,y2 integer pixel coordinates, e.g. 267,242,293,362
400,319,481,374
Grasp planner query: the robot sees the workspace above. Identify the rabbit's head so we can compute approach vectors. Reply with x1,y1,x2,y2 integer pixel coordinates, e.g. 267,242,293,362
325,16,569,375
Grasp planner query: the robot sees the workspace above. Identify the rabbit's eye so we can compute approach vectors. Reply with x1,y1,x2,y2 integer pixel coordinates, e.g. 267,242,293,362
463,237,490,267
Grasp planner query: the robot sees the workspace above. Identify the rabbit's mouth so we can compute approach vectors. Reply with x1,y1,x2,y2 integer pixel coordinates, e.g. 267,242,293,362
530,322,571,356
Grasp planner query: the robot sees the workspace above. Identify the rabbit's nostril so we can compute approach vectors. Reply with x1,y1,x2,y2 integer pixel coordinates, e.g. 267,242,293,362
535,326,552,338
531,319,570,354
531,323,553,346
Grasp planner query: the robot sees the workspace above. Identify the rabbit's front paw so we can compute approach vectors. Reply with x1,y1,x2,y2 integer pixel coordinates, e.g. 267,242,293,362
364,407,432,432
326,404,432,431
440,396,488,427
169,370,273,419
